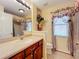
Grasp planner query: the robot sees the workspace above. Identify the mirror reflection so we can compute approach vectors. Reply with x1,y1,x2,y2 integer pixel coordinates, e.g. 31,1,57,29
0,0,32,39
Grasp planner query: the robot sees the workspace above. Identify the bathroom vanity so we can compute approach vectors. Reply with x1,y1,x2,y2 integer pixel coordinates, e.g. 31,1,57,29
10,39,43,59
0,36,43,59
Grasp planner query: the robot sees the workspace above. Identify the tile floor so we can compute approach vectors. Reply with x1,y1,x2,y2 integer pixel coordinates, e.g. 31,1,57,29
47,51,74,59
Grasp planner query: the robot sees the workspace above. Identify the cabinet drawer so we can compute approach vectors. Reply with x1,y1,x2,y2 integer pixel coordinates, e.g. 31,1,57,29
25,42,38,56
10,51,24,59
38,39,43,46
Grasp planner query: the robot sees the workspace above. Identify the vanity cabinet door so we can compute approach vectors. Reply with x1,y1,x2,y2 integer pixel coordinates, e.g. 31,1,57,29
25,43,38,57
25,54,33,59
10,52,24,59
34,45,42,59
9,39,43,59
38,40,43,57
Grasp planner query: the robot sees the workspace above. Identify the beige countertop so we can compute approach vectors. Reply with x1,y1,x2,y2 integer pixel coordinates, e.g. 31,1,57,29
0,35,43,59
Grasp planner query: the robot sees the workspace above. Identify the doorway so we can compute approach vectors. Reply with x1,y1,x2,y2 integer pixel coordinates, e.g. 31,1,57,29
52,16,73,54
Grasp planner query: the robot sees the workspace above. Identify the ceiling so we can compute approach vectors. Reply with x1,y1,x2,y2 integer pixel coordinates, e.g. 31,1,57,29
32,0,75,9
0,0,74,16
0,0,31,16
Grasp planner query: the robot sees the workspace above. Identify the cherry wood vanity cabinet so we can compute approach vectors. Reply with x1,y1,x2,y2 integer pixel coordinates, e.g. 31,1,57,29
34,39,43,59
9,51,24,59
34,45,42,59
25,40,43,59
25,42,38,59
39,40,43,58
25,54,33,59
9,39,43,59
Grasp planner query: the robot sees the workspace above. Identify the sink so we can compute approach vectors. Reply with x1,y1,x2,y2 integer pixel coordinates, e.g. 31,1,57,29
19,37,33,44
24,39,33,44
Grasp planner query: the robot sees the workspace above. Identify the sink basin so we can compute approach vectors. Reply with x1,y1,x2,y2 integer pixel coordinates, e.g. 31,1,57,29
24,39,33,44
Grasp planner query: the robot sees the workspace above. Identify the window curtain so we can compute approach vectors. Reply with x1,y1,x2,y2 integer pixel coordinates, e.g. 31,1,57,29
68,19,74,56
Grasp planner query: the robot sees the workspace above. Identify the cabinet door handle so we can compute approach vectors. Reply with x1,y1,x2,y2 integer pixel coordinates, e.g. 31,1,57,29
35,51,37,54
30,47,35,51
31,54,33,57
33,47,35,50
30,49,33,52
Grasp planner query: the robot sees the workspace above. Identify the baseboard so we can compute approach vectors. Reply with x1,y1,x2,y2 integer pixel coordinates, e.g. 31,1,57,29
56,50,71,55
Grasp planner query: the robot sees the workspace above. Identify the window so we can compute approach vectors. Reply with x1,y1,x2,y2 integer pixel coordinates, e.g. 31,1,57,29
53,16,69,37
26,21,32,32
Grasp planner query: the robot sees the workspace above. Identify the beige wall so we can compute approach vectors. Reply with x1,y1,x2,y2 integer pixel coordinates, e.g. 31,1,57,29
25,2,74,57
42,3,74,44
31,2,74,55
32,4,38,31
32,31,47,59
31,4,48,59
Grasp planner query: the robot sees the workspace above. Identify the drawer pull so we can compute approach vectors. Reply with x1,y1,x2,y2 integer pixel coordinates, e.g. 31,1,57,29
33,47,35,50
31,54,33,57
30,49,32,51
35,51,37,54
30,47,35,51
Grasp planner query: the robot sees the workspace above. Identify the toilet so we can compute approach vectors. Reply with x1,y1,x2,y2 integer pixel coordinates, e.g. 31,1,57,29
47,43,53,54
